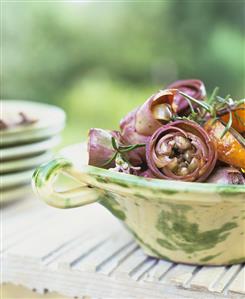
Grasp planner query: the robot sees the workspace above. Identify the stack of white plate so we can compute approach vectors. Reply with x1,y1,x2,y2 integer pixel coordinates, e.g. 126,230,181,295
0,100,65,203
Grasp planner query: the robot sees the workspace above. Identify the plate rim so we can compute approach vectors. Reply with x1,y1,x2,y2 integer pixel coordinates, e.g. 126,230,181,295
0,151,53,173
0,100,65,135
0,136,60,160
1,169,34,188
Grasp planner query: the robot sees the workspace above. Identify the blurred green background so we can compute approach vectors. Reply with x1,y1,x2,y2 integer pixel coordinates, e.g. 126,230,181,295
2,1,245,146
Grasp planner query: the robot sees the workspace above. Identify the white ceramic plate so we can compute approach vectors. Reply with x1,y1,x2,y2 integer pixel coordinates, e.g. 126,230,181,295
1,184,32,203
0,100,65,145
0,100,65,136
1,123,64,146
1,169,34,189
0,151,53,173
0,136,60,161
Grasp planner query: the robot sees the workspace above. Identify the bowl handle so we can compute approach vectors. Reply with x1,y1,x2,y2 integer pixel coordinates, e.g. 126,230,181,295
32,158,102,208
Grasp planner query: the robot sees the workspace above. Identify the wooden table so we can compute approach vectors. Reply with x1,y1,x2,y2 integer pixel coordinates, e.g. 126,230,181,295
1,193,245,299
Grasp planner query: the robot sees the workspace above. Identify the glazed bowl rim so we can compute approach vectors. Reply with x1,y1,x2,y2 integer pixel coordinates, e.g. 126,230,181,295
77,164,245,196
60,143,245,196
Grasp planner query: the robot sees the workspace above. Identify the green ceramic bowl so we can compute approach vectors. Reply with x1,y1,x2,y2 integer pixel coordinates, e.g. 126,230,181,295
32,144,245,266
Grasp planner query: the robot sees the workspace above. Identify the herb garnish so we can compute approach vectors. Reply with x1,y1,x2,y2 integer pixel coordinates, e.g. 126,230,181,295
102,137,145,168
176,89,244,139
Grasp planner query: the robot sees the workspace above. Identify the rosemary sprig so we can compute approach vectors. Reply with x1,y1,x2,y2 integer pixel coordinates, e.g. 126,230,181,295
102,137,145,167
177,89,244,139
224,94,231,101
185,97,195,114
235,98,245,106
111,136,118,151
222,124,245,147
178,91,212,112
220,110,232,139
216,95,228,104
207,87,219,105
102,151,118,167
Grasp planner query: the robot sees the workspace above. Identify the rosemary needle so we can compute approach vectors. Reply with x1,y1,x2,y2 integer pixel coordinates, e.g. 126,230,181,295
220,110,233,139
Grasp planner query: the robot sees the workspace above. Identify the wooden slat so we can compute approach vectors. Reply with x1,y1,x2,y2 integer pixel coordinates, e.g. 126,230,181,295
112,248,148,279
59,232,117,271
131,257,157,281
43,224,115,267
163,264,198,287
74,230,133,272
228,266,245,295
98,242,138,275
143,259,173,282
57,231,112,270
212,264,242,293
6,214,82,260
2,192,245,299
190,266,226,291
6,204,119,261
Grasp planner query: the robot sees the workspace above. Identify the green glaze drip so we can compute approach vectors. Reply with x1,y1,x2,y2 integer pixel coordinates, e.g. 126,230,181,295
46,164,62,181
132,231,171,261
134,193,149,200
217,188,243,197
33,169,43,188
157,238,177,250
96,175,129,188
151,188,178,195
65,198,71,208
112,181,129,188
96,176,109,184
156,204,237,253
200,252,222,262
160,189,178,195
100,192,126,221
34,159,72,189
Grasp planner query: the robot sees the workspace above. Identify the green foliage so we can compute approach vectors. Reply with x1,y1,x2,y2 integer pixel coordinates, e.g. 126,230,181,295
61,75,155,145
2,2,244,145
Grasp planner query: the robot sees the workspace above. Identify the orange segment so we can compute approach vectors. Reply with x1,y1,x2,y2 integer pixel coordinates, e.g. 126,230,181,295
204,119,245,169
220,103,245,133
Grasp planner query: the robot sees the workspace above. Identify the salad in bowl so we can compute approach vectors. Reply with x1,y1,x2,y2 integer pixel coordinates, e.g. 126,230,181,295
33,79,245,265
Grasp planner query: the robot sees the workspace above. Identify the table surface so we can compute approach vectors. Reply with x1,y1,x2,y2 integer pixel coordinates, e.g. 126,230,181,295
1,194,245,299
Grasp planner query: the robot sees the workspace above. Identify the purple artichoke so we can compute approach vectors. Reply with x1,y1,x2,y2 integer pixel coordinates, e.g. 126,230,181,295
206,167,245,184
146,120,217,182
88,128,144,169
88,128,121,168
167,79,206,115
120,89,176,161
138,168,156,178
